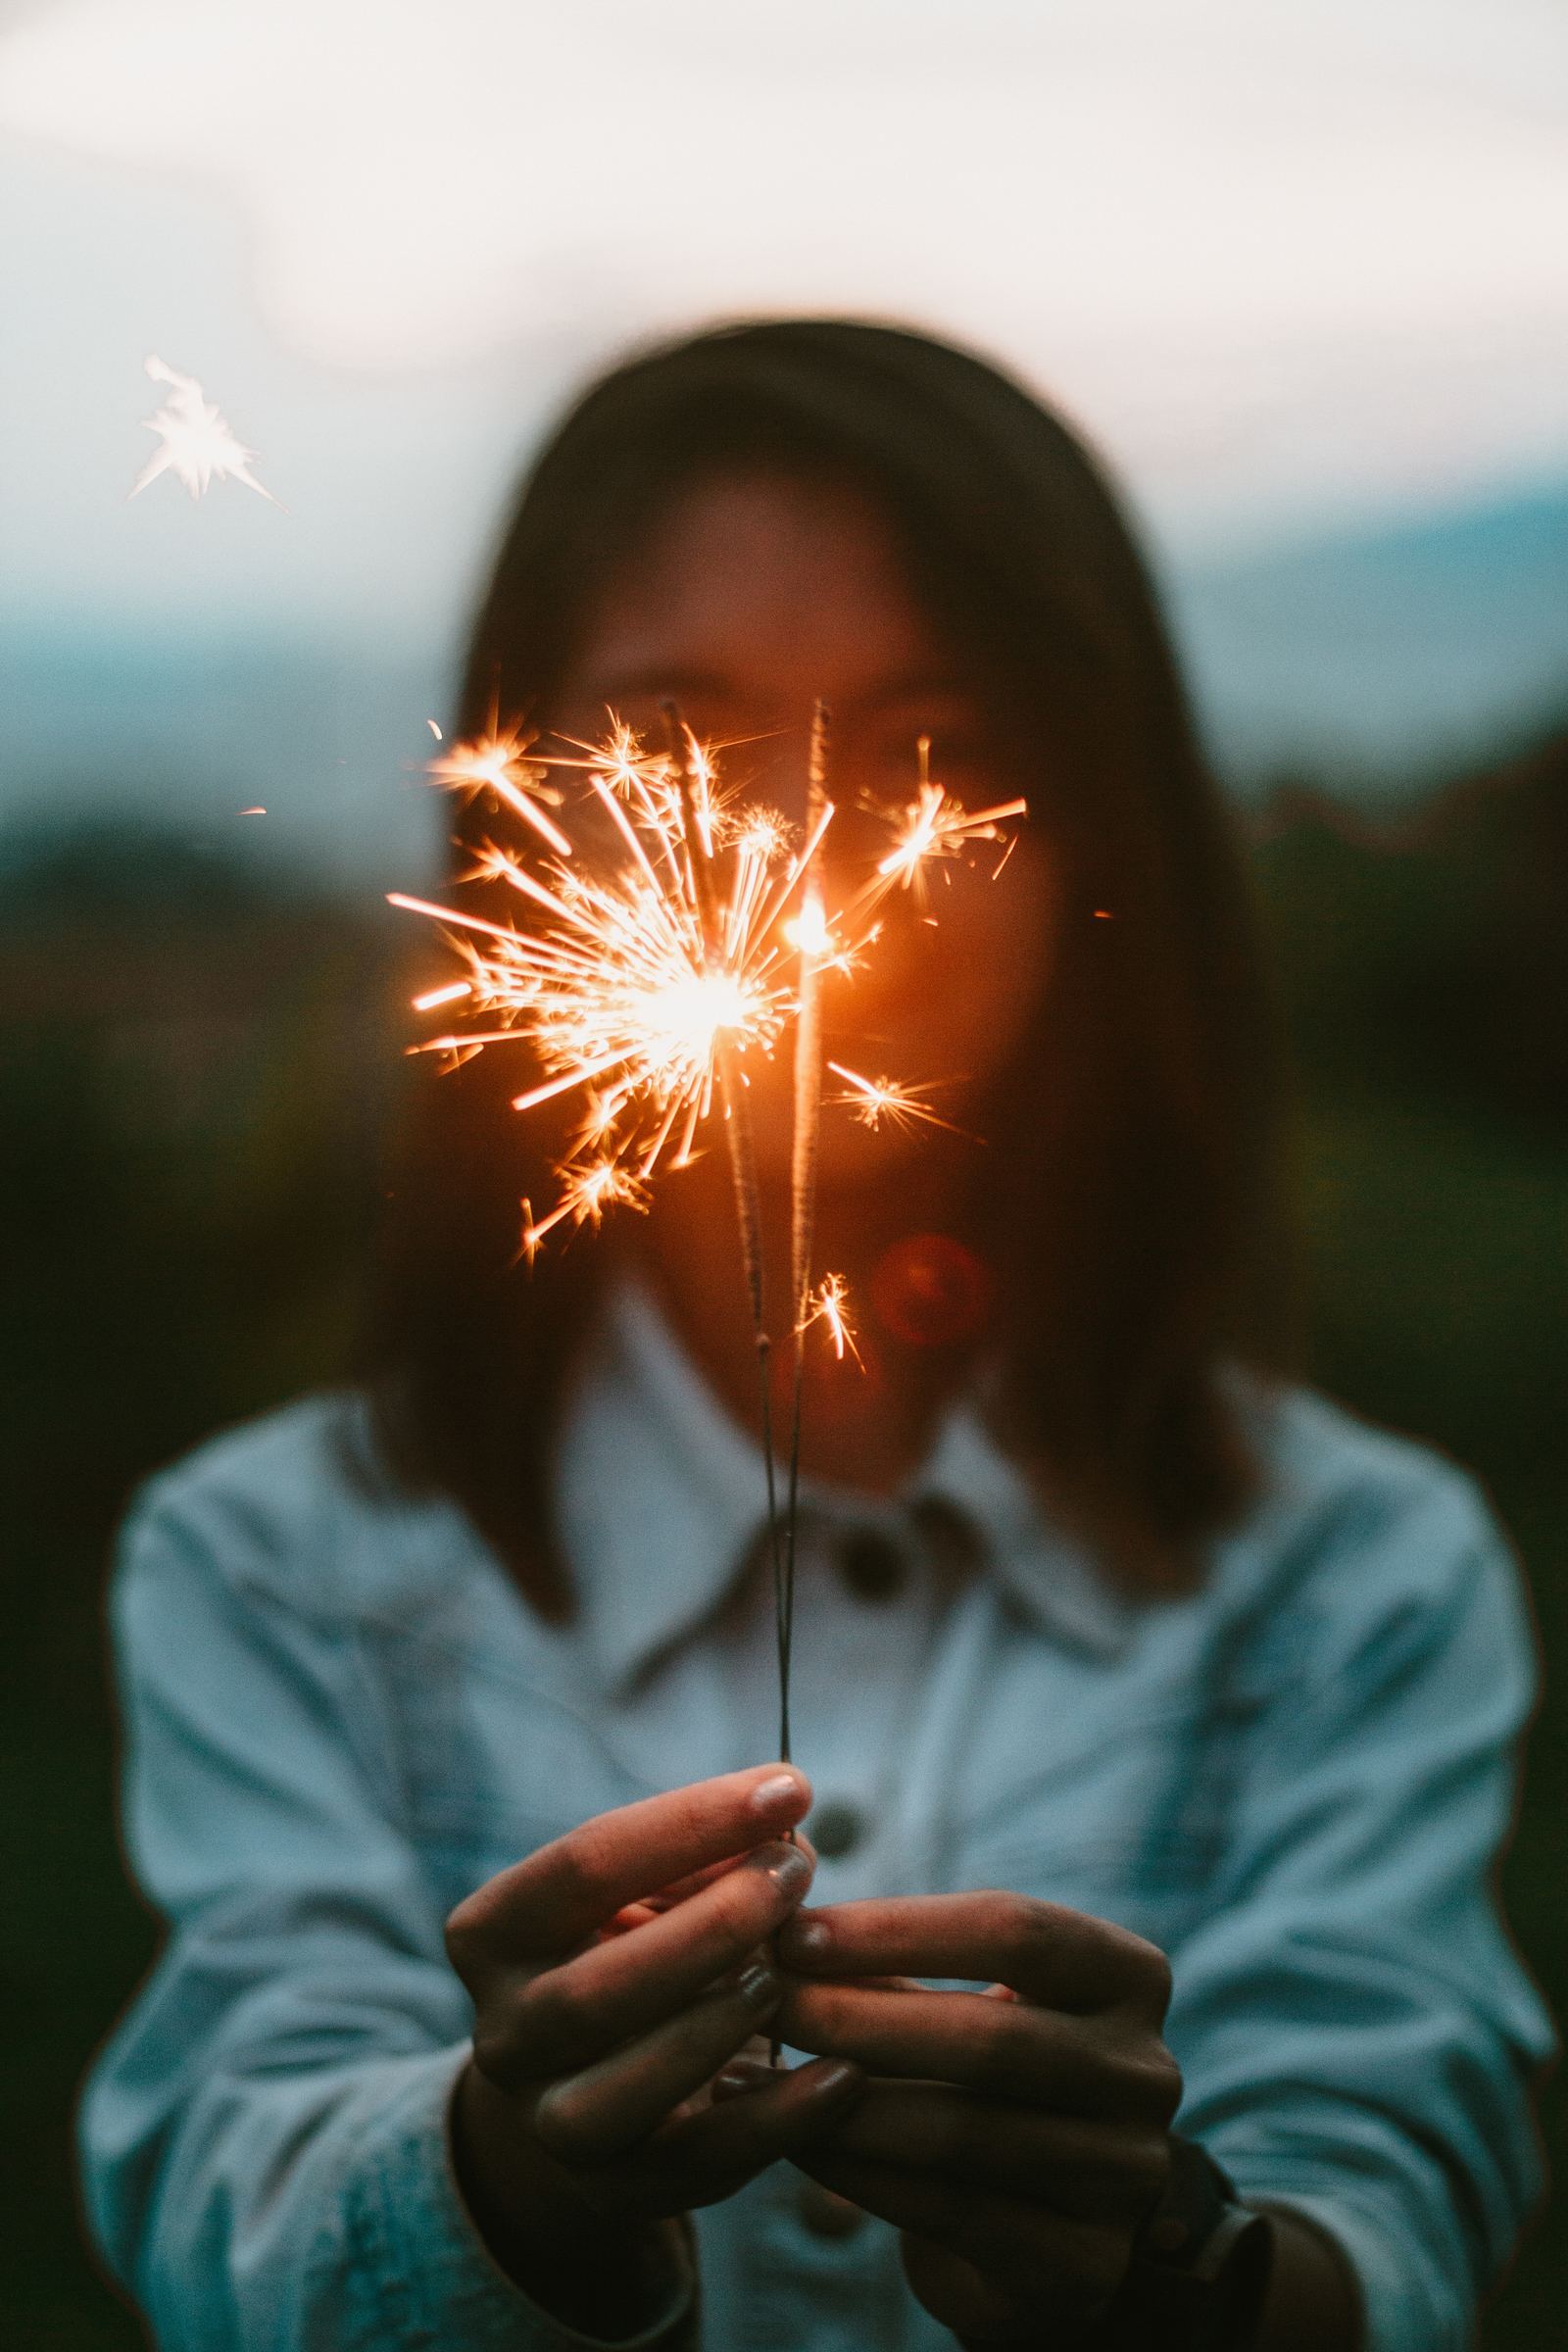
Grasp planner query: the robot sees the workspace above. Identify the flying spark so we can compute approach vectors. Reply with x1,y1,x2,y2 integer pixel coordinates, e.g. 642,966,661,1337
130,356,277,504
800,1272,862,1366
868,735,1026,905
826,1060,966,1135
427,722,572,857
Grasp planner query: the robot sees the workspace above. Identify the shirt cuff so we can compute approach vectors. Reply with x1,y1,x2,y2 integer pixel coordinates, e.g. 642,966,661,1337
347,2043,698,2349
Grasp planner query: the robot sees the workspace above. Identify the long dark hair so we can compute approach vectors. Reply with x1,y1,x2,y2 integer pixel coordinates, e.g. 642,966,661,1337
365,318,1291,1614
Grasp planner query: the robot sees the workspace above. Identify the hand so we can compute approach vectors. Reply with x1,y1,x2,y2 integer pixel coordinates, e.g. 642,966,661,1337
761,1891,1180,2346
445,1764,863,2334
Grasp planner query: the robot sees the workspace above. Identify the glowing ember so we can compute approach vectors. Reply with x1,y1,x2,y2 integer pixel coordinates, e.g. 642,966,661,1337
428,723,572,857
521,1159,651,1254
783,899,833,957
411,978,471,1012
869,735,1026,904
800,1271,862,1365
826,1059,964,1135
130,356,277,504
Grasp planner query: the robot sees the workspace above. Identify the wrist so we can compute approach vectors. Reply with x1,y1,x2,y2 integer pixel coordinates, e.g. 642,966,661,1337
1098,2136,1274,2352
451,2060,683,2337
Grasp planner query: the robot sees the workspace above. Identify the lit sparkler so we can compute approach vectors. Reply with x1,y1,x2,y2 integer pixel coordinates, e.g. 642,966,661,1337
130,356,277,504
389,709,1025,1792
389,710,834,1261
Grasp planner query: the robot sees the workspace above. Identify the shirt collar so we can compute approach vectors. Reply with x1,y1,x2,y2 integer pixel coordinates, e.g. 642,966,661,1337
555,1279,1137,1693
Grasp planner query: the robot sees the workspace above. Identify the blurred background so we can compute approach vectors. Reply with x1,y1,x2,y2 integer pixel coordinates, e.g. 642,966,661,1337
1,2,1563,2340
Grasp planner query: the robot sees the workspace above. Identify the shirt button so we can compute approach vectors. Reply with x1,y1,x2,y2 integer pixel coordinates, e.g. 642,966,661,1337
808,1798,866,1860
798,2180,865,2238
837,1528,906,1602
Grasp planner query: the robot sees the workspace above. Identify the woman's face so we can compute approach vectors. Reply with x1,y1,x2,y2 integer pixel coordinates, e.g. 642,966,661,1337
547,466,1055,1183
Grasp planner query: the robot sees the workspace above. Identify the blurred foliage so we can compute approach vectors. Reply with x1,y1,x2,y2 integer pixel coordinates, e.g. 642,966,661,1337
1,736,1563,2343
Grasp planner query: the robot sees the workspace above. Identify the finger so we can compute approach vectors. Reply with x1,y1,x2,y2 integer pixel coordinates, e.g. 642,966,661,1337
778,1984,1180,2123
579,2058,866,2220
806,2081,1169,2220
793,2151,1127,2316
503,1842,814,2076
529,1962,786,2163
645,1831,818,1913
449,1765,810,1964
780,1893,1171,2018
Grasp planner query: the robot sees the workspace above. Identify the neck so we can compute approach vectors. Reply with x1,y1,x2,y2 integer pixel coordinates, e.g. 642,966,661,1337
633,1150,977,1494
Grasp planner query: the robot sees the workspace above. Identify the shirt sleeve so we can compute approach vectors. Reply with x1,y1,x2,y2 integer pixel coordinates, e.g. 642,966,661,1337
78,1483,697,2352
1166,1468,1554,2352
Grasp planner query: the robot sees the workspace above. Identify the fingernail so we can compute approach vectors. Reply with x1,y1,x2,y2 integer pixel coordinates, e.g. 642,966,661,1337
713,2058,772,2099
752,1841,813,1897
779,1910,831,1958
750,1770,806,1817
809,2060,861,2099
737,1959,782,2010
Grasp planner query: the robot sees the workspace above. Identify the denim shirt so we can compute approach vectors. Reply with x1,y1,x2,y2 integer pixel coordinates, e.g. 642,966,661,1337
80,1285,1551,2352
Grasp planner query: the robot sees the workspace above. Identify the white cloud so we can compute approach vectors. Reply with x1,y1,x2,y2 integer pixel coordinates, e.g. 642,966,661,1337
3,0,1566,536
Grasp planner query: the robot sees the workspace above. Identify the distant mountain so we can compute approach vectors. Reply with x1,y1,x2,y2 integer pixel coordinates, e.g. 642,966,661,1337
1167,476,1568,795
3,477,1563,877
0,622,450,886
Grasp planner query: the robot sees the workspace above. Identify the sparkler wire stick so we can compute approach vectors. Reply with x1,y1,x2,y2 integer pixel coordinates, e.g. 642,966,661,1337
781,701,831,1765
660,702,787,1736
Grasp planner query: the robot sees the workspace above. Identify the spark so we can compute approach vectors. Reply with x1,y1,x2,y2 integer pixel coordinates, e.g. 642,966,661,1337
826,1060,966,1136
428,721,572,857
830,733,1028,931
130,356,277,504
521,1159,651,1257
389,710,1022,1255
238,805,267,816
390,712,831,1251
799,1272,862,1366
727,806,795,864
875,734,1028,897
427,718,444,740
412,978,471,1011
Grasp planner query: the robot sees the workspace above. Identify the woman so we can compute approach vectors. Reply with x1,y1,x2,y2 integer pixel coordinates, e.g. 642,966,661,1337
81,321,1549,2351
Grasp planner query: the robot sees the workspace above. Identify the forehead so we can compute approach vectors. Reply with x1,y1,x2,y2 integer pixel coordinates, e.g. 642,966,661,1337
561,466,961,716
